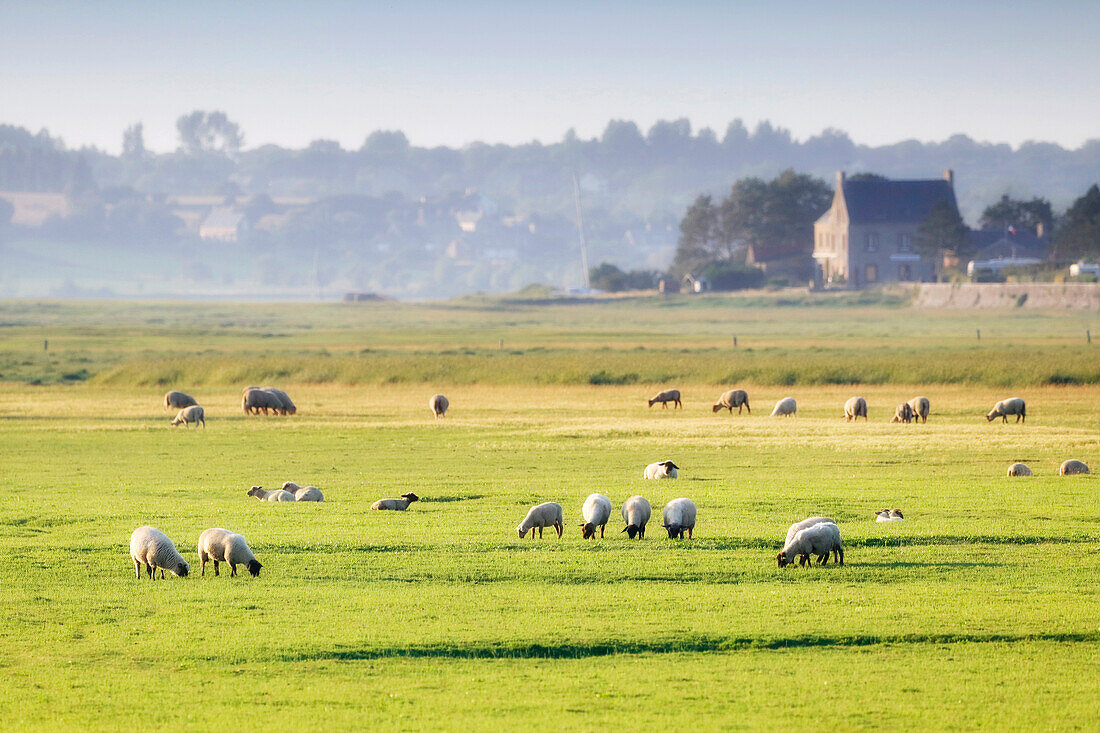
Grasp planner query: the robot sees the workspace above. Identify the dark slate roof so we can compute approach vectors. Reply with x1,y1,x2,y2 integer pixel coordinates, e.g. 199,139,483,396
842,179,957,224
969,229,1047,260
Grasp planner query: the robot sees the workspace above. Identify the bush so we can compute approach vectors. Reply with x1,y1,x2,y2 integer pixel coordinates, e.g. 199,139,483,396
698,262,765,291
588,263,659,292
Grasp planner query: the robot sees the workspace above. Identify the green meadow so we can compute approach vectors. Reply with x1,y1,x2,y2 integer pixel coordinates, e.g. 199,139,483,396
0,296,1098,730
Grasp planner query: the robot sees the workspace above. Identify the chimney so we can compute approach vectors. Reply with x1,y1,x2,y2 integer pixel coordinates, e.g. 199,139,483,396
944,168,954,187
836,170,845,189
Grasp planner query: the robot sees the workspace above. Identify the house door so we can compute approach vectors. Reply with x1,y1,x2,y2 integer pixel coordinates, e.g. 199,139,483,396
865,264,877,283
898,264,912,281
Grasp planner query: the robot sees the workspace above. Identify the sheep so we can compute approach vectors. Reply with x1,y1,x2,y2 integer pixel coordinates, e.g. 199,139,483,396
1007,463,1033,477
129,526,189,580
262,387,296,415
163,391,197,410
777,521,843,567
890,402,914,423
247,486,296,502
661,498,697,539
579,493,613,539
712,389,750,415
908,396,930,423
770,397,797,417
291,485,324,502
370,492,419,510
197,528,262,577
516,501,564,538
170,404,205,428
987,397,1026,423
429,393,449,418
242,388,281,415
1060,459,1090,476
643,460,679,479
784,517,837,547
844,396,868,421
648,389,682,409
620,495,652,539
874,509,905,522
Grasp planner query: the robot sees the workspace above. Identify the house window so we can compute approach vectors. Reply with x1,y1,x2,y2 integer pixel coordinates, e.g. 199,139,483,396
865,264,878,283
898,233,913,253
865,233,878,252
898,264,912,281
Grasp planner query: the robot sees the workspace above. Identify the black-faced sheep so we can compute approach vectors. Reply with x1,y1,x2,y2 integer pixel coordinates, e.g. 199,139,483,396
643,460,679,479
197,528,262,577
648,389,682,409
844,396,868,421
371,492,419,510
247,486,296,502
1060,459,1090,475
620,495,652,539
129,526,190,579
171,405,205,428
1007,463,1032,477
163,391,197,410
580,493,613,539
516,501,564,538
908,396,930,423
891,403,914,423
777,522,843,567
429,393,449,418
770,397,797,417
987,398,1026,423
713,389,750,415
662,498,697,538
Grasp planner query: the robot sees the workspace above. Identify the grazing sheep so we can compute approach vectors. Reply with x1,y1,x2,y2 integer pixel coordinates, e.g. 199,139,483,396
777,522,843,567
844,396,868,421
874,509,905,522
643,460,679,479
908,396,930,423
579,493,613,539
259,387,295,415
987,397,1026,423
1060,459,1090,476
370,492,420,510
620,495,652,539
163,391,197,410
784,517,837,547
1007,463,1033,477
516,501,564,538
170,405,205,428
242,388,281,415
429,393,449,418
770,397,797,417
247,486,296,502
890,403,914,423
129,526,189,580
661,498,697,539
197,528,262,577
648,389,682,409
712,389,750,415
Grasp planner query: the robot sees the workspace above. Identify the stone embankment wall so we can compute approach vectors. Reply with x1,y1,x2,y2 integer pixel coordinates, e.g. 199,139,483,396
914,283,1100,310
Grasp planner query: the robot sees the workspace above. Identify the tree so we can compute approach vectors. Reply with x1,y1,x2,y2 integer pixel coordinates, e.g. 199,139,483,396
979,194,1054,235
176,110,243,155
122,123,145,159
1053,184,1100,261
916,199,971,274
672,194,719,275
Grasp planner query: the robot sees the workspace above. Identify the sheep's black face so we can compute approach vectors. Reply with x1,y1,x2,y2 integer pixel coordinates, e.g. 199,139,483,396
777,551,791,568
623,525,639,539
581,523,596,539
665,524,680,539
247,560,262,577
402,493,420,503
176,562,190,577
664,461,679,470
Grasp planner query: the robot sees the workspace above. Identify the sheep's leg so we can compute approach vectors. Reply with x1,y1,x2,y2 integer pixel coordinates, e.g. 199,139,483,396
600,523,605,538
213,559,220,576
838,548,844,565
230,564,237,578
555,522,563,538
687,527,693,539
200,556,206,576
146,563,153,579
537,526,543,539
135,560,141,579
160,568,165,579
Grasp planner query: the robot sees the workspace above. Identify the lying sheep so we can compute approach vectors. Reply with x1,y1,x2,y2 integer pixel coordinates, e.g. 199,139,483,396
891,403,914,423
662,498,697,539
517,501,564,538
370,492,419,510
620,495,652,539
770,397,797,417
129,526,190,580
643,460,679,479
908,396,930,423
777,521,843,567
171,405,205,428
429,393,449,418
1007,463,1032,477
280,481,324,501
163,391,197,410
648,389,682,409
197,528,262,577
262,387,296,415
784,516,836,547
247,486,296,502
580,493,613,539
874,509,905,522
713,389,750,415
844,396,868,421
242,388,281,415
987,397,1026,423
1060,459,1090,476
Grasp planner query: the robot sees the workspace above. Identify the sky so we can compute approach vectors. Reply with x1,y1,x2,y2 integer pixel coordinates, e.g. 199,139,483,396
1,0,1098,154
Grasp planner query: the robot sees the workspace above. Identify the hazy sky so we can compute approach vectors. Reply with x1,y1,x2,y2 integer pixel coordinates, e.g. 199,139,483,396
2,0,1098,153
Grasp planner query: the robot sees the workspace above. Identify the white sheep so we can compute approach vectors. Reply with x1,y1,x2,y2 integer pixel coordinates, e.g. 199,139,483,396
1007,463,1033,477
129,526,190,579
643,460,679,479
197,528,262,577
661,498,697,539
620,495,652,539
170,405,205,428
874,509,905,522
371,492,419,510
1060,459,1090,476
579,493,613,539
280,481,324,501
516,501,564,538
770,397,797,417
777,522,843,567
247,486,296,502
163,391,197,410
261,387,296,415
784,516,837,547
987,398,1026,423
891,403,914,423
844,396,867,421
429,393,449,418
908,396,930,423
713,389,750,415
648,389,682,409
242,388,280,415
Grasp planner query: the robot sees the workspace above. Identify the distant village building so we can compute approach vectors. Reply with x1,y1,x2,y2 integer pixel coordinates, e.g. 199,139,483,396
966,226,1048,275
813,170,959,287
454,210,482,233
199,207,248,241
681,274,708,293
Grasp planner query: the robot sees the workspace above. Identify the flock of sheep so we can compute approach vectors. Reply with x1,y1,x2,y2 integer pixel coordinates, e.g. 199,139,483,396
163,387,298,428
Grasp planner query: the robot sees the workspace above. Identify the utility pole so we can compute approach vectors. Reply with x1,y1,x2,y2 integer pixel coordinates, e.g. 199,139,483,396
572,172,591,290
